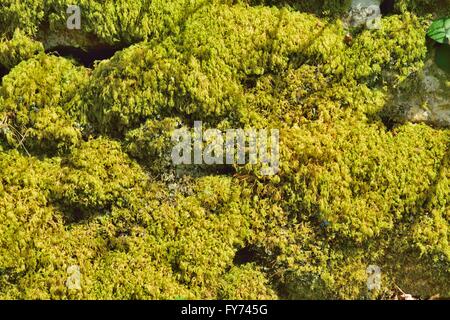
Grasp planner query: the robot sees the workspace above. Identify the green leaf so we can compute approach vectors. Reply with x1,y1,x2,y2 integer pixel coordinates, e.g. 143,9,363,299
427,17,450,44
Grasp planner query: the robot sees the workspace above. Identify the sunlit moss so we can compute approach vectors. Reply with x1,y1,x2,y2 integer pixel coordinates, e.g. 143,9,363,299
0,0,449,300
0,53,88,154
0,29,44,70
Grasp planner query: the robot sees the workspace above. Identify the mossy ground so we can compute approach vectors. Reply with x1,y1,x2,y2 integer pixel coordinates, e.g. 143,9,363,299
0,0,449,299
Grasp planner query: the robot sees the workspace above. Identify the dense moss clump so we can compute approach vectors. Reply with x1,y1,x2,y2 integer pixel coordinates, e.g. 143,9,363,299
248,0,352,16
0,0,449,300
81,5,324,136
0,53,88,154
0,29,44,70
0,0,45,37
0,0,229,47
124,117,182,174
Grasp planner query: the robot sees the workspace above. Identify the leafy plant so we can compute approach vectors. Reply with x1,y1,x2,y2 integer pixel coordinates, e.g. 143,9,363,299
427,17,450,44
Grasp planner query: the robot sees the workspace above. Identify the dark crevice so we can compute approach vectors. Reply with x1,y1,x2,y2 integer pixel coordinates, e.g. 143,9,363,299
0,64,8,81
52,199,114,225
233,246,260,265
365,104,399,131
242,75,259,89
46,45,126,68
379,114,397,131
380,0,396,15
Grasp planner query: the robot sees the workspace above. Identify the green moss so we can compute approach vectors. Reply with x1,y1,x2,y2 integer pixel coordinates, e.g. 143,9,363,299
51,138,149,220
0,0,449,300
0,0,227,46
0,0,45,37
82,39,244,136
0,29,44,70
0,150,63,297
219,264,277,299
395,0,450,16
124,117,182,174
0,53,88,154
249,0,352,17
81,6,328,136
45,0,195,45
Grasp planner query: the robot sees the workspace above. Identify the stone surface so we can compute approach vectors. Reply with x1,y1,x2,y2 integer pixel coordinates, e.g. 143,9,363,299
387,53,450,127
348,0,382,29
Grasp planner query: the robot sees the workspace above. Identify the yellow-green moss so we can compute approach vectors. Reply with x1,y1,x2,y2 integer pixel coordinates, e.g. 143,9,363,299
0,29,44,70
0,0,449,300
0,53,88,154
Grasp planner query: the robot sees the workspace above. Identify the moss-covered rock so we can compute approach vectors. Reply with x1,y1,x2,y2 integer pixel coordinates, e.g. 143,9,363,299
0,0,449,301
